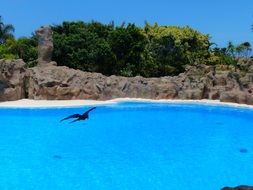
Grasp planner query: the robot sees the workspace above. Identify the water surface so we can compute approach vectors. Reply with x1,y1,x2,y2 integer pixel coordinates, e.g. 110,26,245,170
0,102,252,189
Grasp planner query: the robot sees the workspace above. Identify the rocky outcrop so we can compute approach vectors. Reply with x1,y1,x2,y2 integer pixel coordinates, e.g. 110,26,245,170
23,63,253,104
36,26,56,66
25,65,178,100
1,58,253,104
221,185,253,190
0,59,26,101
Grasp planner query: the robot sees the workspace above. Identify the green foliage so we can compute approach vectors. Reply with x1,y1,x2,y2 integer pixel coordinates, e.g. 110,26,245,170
52,21,115,75
0,36,38,67
235,42,252,58
210,41,252,71
0,44,16,59
7,37,38,67
142,24,211,76
210,47,237,67
1,18,251,76
52,21,213,77
108,23,148,76
2,17,251,76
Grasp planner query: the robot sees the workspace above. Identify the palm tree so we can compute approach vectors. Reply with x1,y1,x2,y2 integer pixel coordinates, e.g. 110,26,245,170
235,42,252,58
241,42,251,57
227,41,235,58
0,16,15,44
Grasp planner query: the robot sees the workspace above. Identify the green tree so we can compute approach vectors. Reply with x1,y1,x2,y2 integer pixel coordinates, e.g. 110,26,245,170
0,43,15,59
235,42,251,58
0,16,15,44
108,23,148,76
150,34,184,75
6,37,38,67
211,46,237,67
226,41,236,57
51,21,216,77
0,35,38,66
241,42,252,57
143,23,211,76
52,21,115,75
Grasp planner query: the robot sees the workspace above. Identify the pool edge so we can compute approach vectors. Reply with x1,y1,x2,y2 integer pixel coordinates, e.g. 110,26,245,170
0,98,253,109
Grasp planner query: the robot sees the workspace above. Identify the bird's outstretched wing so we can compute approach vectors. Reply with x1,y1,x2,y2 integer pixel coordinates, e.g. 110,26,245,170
60,114,81,122
82,107,96,115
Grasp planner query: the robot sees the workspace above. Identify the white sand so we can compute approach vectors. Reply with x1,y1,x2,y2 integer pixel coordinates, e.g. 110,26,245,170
0,99,112,108
0,98,253,109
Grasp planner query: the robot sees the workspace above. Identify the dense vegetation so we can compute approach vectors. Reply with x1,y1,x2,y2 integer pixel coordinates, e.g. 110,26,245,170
0,16,252,77
51,21,212,77
0,16,38,67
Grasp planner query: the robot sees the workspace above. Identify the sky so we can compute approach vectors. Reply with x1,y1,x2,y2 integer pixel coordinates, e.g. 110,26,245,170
1,0,253,47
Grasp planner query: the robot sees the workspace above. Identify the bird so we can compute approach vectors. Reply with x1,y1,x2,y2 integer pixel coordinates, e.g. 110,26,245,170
60,107,96,123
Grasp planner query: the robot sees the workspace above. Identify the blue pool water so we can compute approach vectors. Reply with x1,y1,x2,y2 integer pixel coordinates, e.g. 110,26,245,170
0,102,253,190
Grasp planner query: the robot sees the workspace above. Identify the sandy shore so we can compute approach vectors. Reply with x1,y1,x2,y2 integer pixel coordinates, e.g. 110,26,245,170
0,98,253,109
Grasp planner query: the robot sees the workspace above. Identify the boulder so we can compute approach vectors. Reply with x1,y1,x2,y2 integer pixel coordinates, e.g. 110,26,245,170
0,59,26,101
220,90,247,104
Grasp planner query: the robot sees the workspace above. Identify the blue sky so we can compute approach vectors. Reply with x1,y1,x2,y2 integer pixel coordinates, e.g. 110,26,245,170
1,0,253,47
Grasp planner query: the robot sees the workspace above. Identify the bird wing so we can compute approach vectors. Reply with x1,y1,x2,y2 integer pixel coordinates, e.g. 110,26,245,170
82,107,96,115
60,114,81,122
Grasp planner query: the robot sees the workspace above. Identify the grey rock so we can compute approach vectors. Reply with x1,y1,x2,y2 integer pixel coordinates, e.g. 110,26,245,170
25,65,180,100
23,61,253,104
36,26,54,66
0,59,26,101
2,57,253,105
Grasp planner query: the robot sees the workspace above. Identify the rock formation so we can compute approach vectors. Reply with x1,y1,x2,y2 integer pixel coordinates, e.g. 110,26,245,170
1,58,253,105
36,26,56,66
0,59,26,101
0,53,253,105
25,65,176,100
24,62,253,104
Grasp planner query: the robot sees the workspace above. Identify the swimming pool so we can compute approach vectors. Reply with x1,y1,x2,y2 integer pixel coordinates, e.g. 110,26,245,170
0,101,252,189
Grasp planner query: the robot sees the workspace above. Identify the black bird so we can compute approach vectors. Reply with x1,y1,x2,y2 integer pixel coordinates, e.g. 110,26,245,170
60,107,96,123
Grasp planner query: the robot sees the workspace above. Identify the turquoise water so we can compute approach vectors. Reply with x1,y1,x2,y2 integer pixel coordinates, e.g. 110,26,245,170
0,102,253,190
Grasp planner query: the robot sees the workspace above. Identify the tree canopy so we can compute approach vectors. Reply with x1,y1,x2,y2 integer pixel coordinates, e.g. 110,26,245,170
0,17,252,76
51,21,215,77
